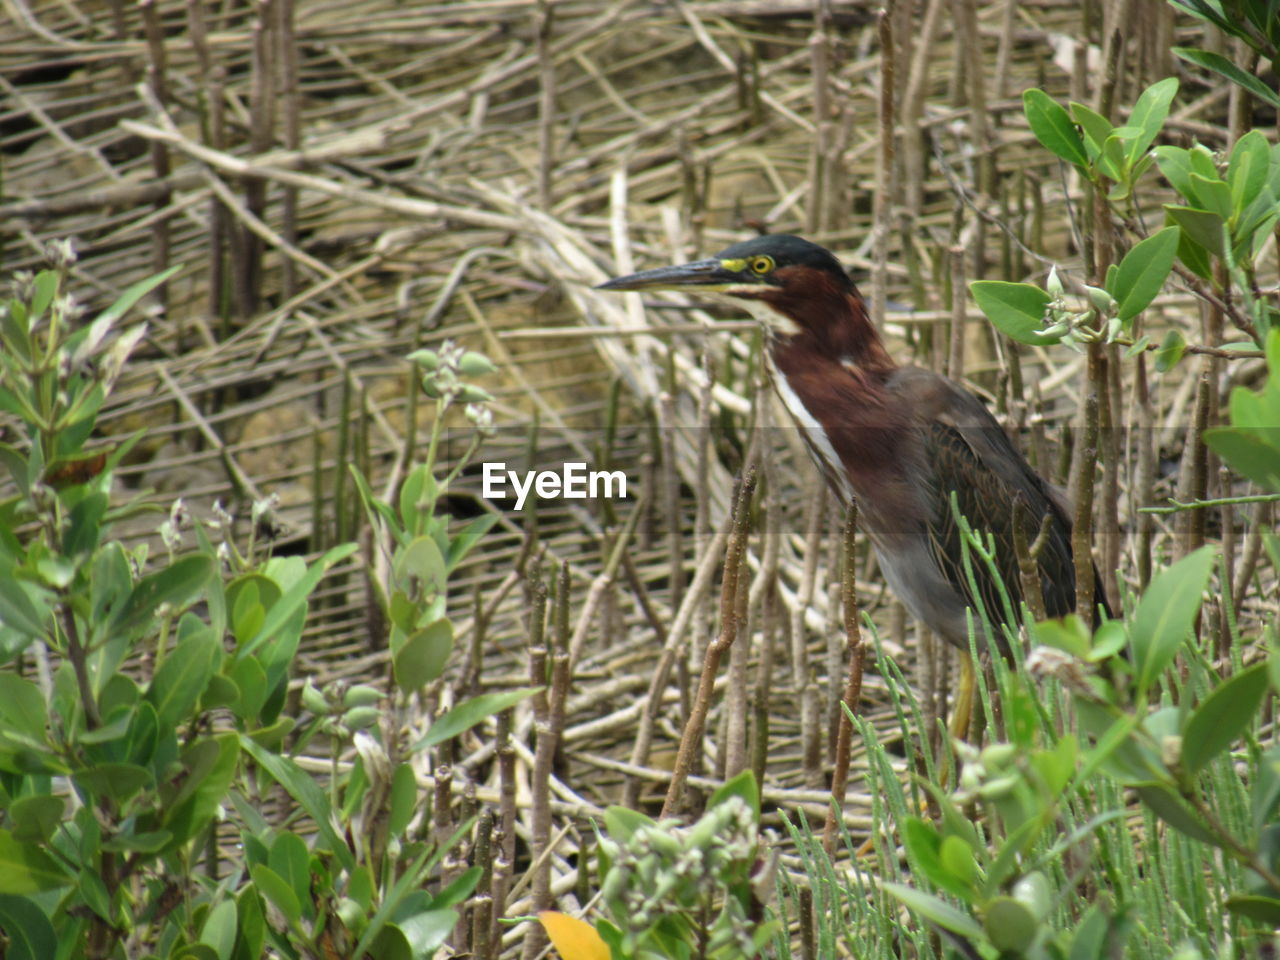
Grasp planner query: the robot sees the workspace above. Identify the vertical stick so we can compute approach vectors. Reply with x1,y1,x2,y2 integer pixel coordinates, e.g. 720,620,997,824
536,0,556,210
872,7,895,328
948,244,966,381
1071,345,1101,622
823,503,864,855
140,0,171,308
807,0,833,235
277,0,300,300
521,575,553,960
662,470,757,819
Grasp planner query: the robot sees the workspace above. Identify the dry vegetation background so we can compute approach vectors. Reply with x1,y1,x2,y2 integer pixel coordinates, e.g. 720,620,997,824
1,0,1275,953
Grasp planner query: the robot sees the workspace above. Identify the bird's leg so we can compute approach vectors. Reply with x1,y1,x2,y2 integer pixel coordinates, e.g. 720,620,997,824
948,654,976,743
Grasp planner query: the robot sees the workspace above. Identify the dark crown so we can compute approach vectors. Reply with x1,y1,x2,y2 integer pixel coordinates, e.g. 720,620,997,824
715,235,852,288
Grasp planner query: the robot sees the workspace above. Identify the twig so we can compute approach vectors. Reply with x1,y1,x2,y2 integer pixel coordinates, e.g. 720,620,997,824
823,503,865,855
661,468,757,818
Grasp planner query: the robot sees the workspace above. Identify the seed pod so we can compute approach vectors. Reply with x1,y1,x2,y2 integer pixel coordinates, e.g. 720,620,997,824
458,351,497,376
302,681,329,715
343,684,384,708
343,705,381,731
408,349,441,370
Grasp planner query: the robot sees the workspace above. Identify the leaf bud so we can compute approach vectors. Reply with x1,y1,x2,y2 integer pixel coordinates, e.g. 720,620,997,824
343,706,381,731
408,349,440,370
343,684,384,708
301,681,329,715
458,351,497,376
1085,284,1116,314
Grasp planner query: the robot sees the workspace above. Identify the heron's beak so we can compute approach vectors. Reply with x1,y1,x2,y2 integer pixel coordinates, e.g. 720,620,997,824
595,259,737,292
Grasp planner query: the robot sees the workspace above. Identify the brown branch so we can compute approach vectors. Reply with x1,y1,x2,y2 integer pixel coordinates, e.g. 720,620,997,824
823,502,865,856
661,468,757,819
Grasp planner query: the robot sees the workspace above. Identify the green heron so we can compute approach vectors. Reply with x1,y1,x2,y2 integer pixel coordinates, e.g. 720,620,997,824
598,234,1106,735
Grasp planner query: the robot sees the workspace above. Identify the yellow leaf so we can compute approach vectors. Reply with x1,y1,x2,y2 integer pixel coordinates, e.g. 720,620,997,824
538,910,610,960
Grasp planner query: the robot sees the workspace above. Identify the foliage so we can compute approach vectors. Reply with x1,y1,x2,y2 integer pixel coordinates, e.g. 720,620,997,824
350,342,499,695
866,72,1280,957
974,78,1280,357
538,772,775,960
0,253,517,958
1204,327,1280,491
1168,0,1280,110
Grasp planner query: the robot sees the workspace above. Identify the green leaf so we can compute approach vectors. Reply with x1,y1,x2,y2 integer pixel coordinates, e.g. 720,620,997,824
1226,895,1280,925
250,864,302,928
239,736,355,873
1254,744,1280,830
1023,90,1089,168
1068,901,1110,960
1089,620,1128,661
1130,545,1216,694
0,296,34,364
1069,101,1113,160
1191,172,1234,220
1228,130,1271,216
447,513,498,571
72,762,154,805
63,492,107,557
0,573,52,641
1124,77,1178,166
199,898,237,960
269,832,313,922
0,894,57,960
1031,615,1092,659
1174,47,1280,110
100,829,171,853
112,555,212,639
229,578,266,646
236,886,267,960
394,619,453,692
1165,204,1226,259
1110,227,1180,321
0,675,47,744
78,866,112,921
393,536,446,596
984,896,1038,954
9,796,65,844
969,281,1058,346
1204,427,1280,491
388,764,420,839
708,769,761,823
1154,328,1187,373
28,271,60,323
1134,783,1220,845
86,266,182,336
428,866,482,911
903,818,975,901
162,734,239,850
395,909,459,956
1182,663,1269,776
1157,144,1192,195
0,830,71,894
880,881,985,939
241,544,356,659
229,655,269,724
411,687,541,752
602,806,656,843
146,627,219,730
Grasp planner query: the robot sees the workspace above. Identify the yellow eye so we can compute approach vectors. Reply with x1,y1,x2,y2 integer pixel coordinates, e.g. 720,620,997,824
749,255,774,275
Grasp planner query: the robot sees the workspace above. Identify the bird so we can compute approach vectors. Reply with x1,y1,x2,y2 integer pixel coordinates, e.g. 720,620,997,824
597,233,1108,737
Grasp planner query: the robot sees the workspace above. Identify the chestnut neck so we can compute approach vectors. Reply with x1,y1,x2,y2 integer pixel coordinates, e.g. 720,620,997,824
765,285,896,376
